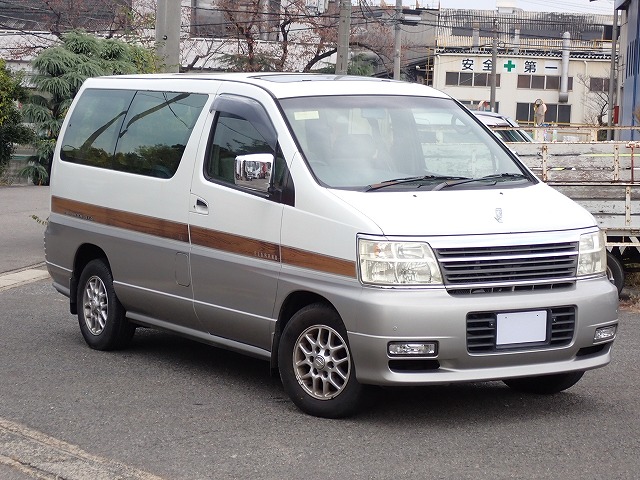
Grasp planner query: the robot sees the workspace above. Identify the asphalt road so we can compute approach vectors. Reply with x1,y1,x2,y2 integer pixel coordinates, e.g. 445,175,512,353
1,185,639,479
1,280,639,479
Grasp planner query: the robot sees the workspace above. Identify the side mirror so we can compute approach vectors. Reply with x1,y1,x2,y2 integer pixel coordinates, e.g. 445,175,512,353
234,153,274,194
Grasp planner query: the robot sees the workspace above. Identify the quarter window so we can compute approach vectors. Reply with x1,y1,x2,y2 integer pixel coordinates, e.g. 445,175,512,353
60,88,207,178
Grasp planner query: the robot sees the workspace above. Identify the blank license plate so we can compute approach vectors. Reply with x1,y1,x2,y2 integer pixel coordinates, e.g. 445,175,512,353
496,310,547,346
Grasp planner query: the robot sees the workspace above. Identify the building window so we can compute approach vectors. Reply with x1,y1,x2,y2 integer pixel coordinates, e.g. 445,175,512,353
531,75,545,89
459,72,473,86
516,102,571,125
474,73,488,87
517,75,572,91
445,72,458,85
545,76,560,90
517,75,530,88
589,77,610,92
445,72,500,87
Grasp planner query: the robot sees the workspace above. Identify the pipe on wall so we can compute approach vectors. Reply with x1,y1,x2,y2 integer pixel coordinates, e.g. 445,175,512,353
559,31,570,103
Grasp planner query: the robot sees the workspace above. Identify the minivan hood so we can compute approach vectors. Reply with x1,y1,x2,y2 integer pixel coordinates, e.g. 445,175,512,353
329,183,596,236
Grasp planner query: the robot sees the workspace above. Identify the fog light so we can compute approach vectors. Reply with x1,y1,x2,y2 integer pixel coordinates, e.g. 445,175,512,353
594,325,617,341
388,342,437,356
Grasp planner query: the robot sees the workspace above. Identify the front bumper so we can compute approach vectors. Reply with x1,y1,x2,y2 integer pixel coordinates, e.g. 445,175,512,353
342,277,618,386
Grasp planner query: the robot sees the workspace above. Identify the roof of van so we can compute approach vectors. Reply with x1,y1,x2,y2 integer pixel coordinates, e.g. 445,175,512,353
86,72,450,100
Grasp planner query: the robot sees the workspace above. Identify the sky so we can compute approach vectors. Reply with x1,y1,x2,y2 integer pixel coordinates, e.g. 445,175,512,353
437,0,615,14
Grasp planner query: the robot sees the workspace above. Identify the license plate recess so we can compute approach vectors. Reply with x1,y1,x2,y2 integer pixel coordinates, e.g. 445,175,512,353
496,310,548,346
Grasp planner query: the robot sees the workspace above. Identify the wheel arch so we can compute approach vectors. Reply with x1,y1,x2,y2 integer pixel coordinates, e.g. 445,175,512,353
69,243,109,314
270,290,338,372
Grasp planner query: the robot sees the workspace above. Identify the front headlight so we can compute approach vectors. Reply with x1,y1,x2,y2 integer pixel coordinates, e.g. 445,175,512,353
577,230,606,276
358,238,443,286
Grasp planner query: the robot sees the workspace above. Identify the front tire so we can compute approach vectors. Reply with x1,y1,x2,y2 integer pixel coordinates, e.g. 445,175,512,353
606,251,625,296
503,371,584,394
77,259,135,350
278,303,363,418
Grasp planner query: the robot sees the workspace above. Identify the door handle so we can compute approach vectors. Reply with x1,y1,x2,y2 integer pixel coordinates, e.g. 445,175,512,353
194,197,208,215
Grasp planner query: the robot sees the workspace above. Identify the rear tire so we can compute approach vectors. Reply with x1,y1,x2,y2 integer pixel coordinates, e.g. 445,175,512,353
278,303,363,418
503,371,584,394
77,259,135,350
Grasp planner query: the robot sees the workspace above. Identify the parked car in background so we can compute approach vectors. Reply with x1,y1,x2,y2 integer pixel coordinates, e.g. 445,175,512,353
473,111,534,143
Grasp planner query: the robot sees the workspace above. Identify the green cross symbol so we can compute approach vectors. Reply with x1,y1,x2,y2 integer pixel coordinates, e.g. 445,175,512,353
503,60,516,72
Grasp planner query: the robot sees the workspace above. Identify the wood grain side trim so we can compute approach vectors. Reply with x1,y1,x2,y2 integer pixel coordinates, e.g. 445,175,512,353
281,246,356,278
51,196,189,243
191,227,356,277
52,196,356,278
190,226,281,262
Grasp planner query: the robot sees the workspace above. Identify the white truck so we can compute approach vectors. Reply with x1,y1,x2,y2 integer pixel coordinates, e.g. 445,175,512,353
511,140,640,294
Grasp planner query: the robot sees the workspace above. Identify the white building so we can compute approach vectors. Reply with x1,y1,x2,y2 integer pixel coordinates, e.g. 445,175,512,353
427,9,615,126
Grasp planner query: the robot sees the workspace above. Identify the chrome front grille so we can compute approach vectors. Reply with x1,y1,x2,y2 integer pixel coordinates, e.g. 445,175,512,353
435,242,578,293
466,306,576,353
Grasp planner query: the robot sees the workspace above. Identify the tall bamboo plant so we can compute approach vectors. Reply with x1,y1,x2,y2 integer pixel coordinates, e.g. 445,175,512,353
21,30,159,185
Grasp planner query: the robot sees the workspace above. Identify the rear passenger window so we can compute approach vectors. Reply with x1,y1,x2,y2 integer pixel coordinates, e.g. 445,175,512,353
60,88,207,178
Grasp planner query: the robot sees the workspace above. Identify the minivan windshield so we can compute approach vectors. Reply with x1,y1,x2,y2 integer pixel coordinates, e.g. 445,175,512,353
281,95,533,190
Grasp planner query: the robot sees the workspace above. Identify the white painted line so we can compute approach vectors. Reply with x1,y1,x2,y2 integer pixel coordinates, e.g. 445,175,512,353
0,418,164,480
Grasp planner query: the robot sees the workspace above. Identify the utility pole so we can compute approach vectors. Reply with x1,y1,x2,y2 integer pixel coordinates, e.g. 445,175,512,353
393,0,402,80
490,18,498,112
336,0,351,75
607,8,618,141
155,0,181,73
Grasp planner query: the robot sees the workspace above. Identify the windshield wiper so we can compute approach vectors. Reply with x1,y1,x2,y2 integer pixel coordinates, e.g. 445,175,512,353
432,173,528,191
366,175,469,192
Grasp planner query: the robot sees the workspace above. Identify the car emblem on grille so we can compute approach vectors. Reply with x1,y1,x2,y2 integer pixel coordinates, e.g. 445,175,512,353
494,207,503,223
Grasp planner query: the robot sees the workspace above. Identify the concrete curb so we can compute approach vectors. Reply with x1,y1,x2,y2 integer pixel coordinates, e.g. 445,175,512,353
0,418,164,480
0,264,50,292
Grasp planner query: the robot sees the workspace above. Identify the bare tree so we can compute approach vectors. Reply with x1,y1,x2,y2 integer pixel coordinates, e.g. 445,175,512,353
577,73,610,127
195,0,395,73
1,0,400,74
0,0,157,60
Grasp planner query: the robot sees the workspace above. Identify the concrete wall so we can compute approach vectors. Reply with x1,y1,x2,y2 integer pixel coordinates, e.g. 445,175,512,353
2,147,35,186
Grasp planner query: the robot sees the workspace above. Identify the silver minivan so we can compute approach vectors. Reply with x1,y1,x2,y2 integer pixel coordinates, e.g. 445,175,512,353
45,73,618,417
